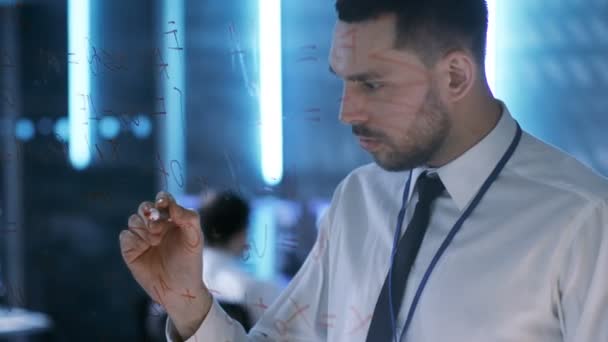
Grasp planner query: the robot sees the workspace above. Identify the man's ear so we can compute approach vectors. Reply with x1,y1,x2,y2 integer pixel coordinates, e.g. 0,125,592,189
435,50,476,103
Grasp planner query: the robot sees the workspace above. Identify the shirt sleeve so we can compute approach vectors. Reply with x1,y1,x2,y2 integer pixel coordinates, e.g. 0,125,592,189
165,183,342,342
558,199,608,341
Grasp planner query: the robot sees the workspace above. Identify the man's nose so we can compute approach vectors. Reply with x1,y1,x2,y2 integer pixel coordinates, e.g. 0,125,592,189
339,85,368,125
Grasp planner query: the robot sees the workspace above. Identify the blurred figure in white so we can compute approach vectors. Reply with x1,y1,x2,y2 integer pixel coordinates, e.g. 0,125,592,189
198,190,284,325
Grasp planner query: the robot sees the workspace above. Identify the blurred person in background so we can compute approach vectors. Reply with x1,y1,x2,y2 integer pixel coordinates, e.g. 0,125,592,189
197,190,284,324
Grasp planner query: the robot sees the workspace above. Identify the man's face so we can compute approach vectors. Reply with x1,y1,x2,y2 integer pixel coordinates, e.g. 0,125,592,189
329,14,451,171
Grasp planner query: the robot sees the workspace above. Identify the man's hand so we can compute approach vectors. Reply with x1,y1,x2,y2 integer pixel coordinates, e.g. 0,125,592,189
119,191,212,340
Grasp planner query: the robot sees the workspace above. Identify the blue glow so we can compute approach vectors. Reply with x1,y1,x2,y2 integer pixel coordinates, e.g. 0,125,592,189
15,119,34,141
54,117,69,141
247,198,277,280
68,0,91,170
131,114,152,139
259,0,283,186
99,116,120,139
161,0,186,196
486,0,497,92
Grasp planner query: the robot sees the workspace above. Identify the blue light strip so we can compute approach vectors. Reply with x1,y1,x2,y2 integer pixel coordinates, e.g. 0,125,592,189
248,198,276,280
161,0,186,196
259,0,283,186
68,0,91,170
486,0,497,92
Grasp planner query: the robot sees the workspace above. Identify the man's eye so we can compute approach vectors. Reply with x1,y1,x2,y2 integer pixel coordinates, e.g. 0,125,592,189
363,81,382,90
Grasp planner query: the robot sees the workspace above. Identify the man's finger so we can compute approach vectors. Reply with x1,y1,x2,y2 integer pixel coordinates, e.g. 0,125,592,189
128,214,151,245
128,213,146,228
119,229,150,265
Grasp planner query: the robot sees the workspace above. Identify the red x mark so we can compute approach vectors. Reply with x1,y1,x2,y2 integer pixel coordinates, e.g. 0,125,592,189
286,298,311,327
348,306,373,335
180,289,196,303
158,275,172,296
273,298,311,337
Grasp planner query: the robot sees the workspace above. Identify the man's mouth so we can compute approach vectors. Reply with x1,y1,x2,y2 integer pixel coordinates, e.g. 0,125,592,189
357,136,381,151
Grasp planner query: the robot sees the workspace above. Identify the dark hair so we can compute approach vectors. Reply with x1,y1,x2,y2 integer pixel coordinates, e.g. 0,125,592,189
199,191,250,247
335,0,488,67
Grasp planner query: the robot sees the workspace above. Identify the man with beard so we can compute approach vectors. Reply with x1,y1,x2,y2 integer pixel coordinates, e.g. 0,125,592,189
119,0,608,341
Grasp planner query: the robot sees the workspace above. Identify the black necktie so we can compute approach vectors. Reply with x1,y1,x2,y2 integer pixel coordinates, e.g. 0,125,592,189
365,172,445,342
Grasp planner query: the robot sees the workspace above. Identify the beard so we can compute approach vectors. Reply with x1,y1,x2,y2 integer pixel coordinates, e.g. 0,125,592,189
353,88,450,172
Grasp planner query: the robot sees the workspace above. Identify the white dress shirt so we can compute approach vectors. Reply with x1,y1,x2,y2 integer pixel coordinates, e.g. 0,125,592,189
168,103,608,341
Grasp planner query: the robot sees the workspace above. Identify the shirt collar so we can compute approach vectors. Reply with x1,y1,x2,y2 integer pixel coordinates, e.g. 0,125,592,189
410,101,518,211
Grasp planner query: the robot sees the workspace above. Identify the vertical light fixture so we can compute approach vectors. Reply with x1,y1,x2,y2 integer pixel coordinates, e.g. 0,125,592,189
68,0,91,170
486,0,497,92
159,0,186,196
248,199,277,280
259,0,283,186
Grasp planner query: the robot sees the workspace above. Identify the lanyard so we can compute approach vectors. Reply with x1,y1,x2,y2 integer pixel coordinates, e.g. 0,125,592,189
389,123,523,342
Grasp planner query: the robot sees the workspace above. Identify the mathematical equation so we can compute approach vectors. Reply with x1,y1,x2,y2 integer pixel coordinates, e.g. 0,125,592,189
1,22,429,338
1,23,430,121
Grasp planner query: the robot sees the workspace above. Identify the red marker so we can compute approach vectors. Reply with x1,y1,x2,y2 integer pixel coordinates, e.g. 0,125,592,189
146,208,170,222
